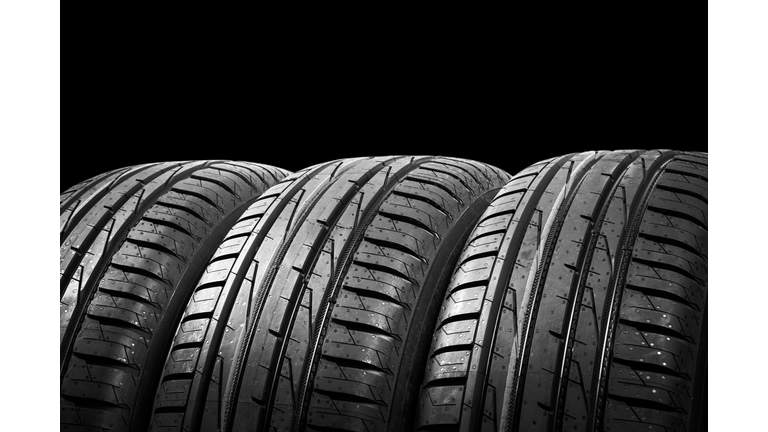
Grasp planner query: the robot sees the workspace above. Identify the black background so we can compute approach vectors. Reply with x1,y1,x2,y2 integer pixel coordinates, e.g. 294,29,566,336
62,10,703,190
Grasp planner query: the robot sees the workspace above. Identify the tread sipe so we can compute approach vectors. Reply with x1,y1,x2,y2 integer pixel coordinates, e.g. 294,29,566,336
60,161,290,432
415,150,708,432
147,156,511,432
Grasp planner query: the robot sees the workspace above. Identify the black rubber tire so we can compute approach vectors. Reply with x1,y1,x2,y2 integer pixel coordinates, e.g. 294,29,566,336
415,150,708,432
60,161,290,432
147,156,511,432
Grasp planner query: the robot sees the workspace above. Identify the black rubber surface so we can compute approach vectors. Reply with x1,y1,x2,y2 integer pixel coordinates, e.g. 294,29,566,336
59,151,707,432
414,150,708,432
147,156,510,432
60,161,290,432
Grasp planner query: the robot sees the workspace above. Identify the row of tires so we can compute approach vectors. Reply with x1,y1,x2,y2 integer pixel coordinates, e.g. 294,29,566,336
60,151,707,432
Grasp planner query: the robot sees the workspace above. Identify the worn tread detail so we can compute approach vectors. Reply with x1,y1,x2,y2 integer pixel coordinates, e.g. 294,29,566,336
149,156,511,432
415,150,707,432
60,161,289,432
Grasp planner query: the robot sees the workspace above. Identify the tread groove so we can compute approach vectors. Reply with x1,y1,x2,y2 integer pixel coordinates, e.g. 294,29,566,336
321,354,392,374
611,357,685,378
353,259,417,285
631,257,702,284
392,189,450,216
510,153,604,429
552,152,642,430
191,172,238,197
405,175,464,204
332,318,398,340
589,153,679,432
656,184,707,204
664,168,708,182
618,319,694,343
153,201,208,224
606,394,687,415
422,376,467,389
379,210,440,239
647,205,707,230
293,158,434,432
98,285,160,309
637,232,707,261
125,237,184,261
142,216,197,239
171,186,222,210
226,159,385,432
343,285,408,311
420,166,473,194
71,351,140,372
625,282,700,311
364,236,425,263
111,262,170,285
312,388,386,406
